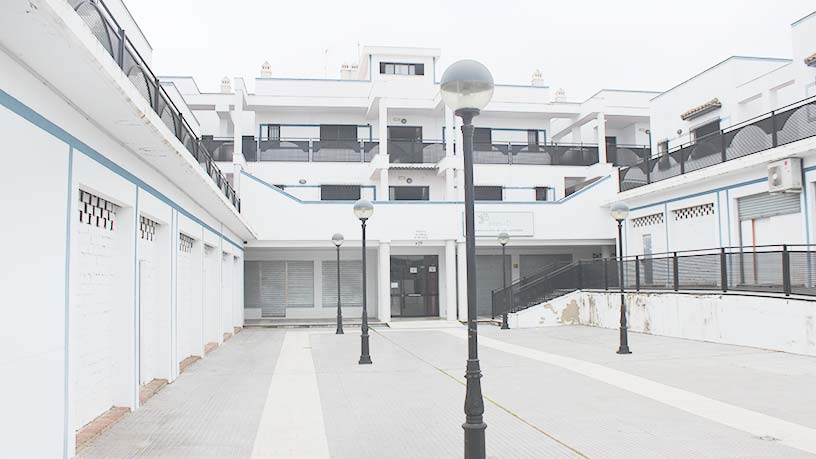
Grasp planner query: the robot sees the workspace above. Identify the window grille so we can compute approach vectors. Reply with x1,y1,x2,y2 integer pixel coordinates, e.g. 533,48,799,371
673,203,715,220
632,213,664,228
78,190,117,230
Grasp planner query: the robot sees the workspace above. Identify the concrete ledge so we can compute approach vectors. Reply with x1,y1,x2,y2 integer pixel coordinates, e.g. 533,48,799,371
510,290,816,356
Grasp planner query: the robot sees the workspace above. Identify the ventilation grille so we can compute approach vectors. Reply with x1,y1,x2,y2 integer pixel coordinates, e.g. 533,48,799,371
632,213,664,228
673,203,715,220
140,215,158,241
179,234,194,253
78,190,117,230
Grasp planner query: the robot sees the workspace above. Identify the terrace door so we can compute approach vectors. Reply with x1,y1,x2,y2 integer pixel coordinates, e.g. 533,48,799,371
390,255,439,317
388,126,422,163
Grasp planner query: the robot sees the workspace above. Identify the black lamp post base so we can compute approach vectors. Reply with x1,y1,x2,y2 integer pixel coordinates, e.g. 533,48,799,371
616,347,632,354
358,355,372,364
462,421,487,458
336,326,344,335
500,313,509,330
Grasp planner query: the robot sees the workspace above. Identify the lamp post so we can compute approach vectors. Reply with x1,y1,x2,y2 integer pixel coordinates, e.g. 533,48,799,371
498,232,510,330
611,201,632,355
353,199,374,364
332,233,344,335
441,59,494,459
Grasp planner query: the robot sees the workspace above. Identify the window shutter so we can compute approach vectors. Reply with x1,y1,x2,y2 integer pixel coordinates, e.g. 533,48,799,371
415,64,424,75
738,192,801,220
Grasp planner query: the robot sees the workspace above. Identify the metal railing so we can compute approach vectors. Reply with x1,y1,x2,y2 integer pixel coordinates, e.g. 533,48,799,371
607,144,651,167
474,143,599,165
70,0,240,211
492,244,816,318
388,140,445,163
253,138,375,162
619,95,816,192
201,137,234,162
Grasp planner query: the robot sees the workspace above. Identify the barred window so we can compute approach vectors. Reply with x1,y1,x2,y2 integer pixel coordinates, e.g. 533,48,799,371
139,215,158,241
632,213,664,228
179,233,194,253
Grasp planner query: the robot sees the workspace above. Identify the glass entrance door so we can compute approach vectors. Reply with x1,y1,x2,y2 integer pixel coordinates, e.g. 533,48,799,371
390,255,439,317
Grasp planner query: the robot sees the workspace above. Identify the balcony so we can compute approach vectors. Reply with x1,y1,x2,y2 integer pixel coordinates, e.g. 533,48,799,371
251,138,375,162
387,140,445,164
201,136,234,162
619,95,816,192
70,0,240,210
474,143,599,165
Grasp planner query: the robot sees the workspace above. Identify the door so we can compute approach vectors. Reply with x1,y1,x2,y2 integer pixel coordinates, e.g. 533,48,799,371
475,255,512,317
642,234,653,285
390,255,439,317
388,126,423,163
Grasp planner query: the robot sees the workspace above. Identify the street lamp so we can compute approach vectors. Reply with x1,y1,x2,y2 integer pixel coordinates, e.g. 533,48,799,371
441,59,494,459
332,233,344,335
498,232,510,330
353,199,374,365
610,201,632,355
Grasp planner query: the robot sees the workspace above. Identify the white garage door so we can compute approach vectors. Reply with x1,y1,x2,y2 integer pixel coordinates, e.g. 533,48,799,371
177,233,195,360
245,260,315,317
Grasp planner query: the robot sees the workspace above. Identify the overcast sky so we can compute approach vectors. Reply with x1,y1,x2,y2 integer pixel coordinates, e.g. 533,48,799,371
126,0,814,100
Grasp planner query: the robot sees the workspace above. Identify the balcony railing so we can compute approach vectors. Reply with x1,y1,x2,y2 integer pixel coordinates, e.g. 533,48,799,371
474,143,599,165
70,0,240,211
619,95,816,192
607,144,651,167
388,140,445,163
201,136,234,162
253,138,375,162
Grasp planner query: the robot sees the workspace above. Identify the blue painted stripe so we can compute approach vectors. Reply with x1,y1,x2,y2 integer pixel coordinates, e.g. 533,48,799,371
242,171,609,205
0,88,244,251
62,146,73,459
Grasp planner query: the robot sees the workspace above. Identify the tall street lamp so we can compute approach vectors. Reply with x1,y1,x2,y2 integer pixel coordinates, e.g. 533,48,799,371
441,59,494,459
498,232,510,330
332,233,344,335
353,199,374,364
610,201,632,355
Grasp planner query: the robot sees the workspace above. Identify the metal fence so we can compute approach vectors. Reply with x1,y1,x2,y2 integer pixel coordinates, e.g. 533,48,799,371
619,96,816,192
252,138,376,162
492,244,816,318
474,143,600,165
71,0,240,211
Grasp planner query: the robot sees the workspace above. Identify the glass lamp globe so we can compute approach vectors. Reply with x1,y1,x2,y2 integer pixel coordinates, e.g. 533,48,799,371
353,199,374,220
610,201,630,221
332,233,344,247
498,232,510,246
440,59,495,111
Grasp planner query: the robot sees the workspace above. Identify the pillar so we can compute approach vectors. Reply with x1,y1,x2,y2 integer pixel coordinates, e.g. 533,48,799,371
445,106,454,156
232,79,244,195
597,112,608,163
445,240,457,321
378,169,389,202
377,242,391,323
378,99,388,158
444,168,455,201
571,125,582,144
456,241,468,321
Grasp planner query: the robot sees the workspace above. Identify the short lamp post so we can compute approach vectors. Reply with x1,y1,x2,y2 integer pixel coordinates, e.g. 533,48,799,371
611,201,632,355
332,233,344,335
498,232,510,330
441,59,494,459
353,199,374,365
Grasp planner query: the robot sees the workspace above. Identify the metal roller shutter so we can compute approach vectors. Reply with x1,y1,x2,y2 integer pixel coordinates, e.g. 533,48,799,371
322,260,363,309
738,192,800,220
285,261,314,308
475,255,511,317
520,254,573,279
245,260,315,315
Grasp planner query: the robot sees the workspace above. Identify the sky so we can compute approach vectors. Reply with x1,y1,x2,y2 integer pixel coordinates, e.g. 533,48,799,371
125,0,814,100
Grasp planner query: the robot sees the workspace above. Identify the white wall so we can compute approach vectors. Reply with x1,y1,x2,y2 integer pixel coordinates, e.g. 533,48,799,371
512,290,816,357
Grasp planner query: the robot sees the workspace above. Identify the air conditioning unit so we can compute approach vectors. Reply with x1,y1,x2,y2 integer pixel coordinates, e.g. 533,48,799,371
768,157,802,193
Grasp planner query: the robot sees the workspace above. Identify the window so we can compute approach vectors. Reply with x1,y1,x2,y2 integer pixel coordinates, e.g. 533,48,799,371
389,186,430,201
474,128,492,145
692,119,720,141
320,125,358,141
320,185,361,201
535,187,553,201
474,186,503,201
260,124,280,140
564,177,585,197
379,62,424,75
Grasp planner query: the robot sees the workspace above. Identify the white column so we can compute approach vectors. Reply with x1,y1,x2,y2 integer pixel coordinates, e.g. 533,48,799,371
445,106,454,156
232,80,245,195
377,242,391,323
445,240,457,321
378,169,389,201
456,241,468,321
444,168,455,201
597,112,608,163
378,99,388,158
571,125,582,144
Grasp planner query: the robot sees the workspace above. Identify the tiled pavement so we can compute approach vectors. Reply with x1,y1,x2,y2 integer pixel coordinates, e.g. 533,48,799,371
79,324,816,458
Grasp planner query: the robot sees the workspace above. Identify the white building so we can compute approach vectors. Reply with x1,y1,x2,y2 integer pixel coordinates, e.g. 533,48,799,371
1,0,815,458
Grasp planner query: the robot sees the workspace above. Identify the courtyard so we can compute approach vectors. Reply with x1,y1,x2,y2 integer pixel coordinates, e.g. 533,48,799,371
77,323,816,458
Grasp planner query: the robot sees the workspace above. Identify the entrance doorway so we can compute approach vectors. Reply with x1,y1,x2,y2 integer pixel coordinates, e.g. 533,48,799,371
390,255,439,317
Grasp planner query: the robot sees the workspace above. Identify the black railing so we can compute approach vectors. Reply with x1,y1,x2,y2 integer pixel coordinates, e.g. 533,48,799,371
619,96,816,192
70,0,240,211
388,140,445,163
607,144,651,167
475,143,599,165
201,136,234,162
253,138,374,162
492,244,816,318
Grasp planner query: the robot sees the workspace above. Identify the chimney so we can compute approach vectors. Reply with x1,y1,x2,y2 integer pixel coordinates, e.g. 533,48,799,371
552,88,566,103
260,61,272,78
531,68,545,87
340,63,358,80
220,76,232,93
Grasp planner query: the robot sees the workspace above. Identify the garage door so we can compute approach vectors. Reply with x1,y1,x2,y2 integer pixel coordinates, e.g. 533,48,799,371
738,192,800,220
322,259,363,309
177,233,195,359
475,255,511,317
519,254,573,280
245,260,315,317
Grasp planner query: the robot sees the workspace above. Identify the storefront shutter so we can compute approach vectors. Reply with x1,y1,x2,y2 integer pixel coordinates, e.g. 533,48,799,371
738,192,800,220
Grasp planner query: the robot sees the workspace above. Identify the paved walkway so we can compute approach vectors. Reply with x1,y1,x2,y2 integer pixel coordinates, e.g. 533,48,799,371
79,324,816,458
